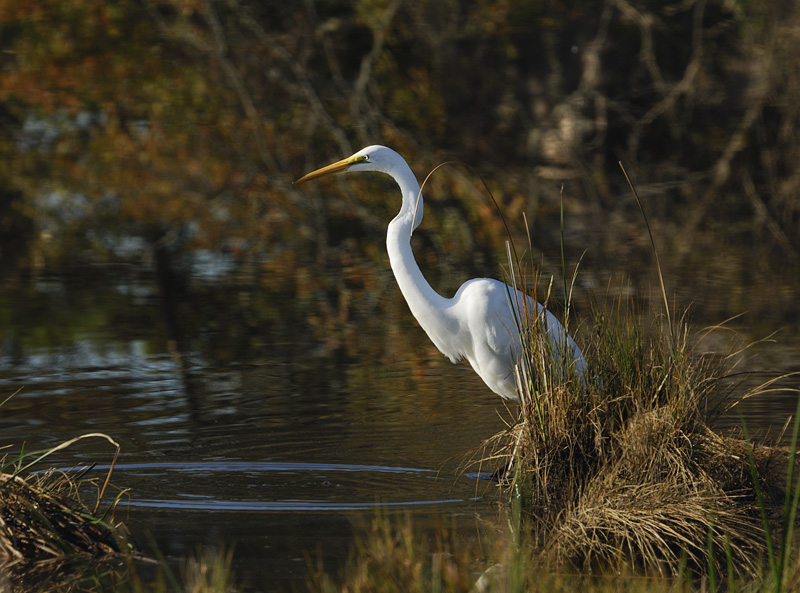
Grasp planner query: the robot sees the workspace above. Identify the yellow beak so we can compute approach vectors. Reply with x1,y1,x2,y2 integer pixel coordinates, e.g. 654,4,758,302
294,154,363,184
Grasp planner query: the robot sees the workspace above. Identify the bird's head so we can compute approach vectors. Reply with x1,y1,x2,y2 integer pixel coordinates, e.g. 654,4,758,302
295,145,401,183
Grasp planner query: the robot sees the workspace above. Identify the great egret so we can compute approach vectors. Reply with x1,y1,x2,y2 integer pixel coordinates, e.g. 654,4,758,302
296,145,586,401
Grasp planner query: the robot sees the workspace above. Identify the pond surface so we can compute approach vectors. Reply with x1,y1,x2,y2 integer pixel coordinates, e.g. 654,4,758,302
0,259,513,590
0,256,798,591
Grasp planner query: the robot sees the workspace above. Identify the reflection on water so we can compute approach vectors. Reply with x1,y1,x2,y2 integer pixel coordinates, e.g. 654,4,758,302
0,262,509,590
0,260,798,590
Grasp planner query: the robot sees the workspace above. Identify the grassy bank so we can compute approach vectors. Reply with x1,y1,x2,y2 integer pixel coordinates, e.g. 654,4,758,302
497,302,788,573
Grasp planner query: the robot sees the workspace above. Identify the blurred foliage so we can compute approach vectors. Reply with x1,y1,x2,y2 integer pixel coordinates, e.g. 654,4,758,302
0,0,799,345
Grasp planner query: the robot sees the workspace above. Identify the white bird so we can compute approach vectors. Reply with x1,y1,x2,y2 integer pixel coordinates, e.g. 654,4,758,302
296,145,586,401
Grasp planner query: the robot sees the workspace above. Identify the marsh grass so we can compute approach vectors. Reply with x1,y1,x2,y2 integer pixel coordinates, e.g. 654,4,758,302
106,544,237,593
0,431,142,592
741,389,800,593
475,175,797,578
308,513,478,593
483,284,793,573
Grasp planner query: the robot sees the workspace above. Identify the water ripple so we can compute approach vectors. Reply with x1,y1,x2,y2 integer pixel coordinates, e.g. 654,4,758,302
92,461,436,474
124,497,467,512
85,461,475,513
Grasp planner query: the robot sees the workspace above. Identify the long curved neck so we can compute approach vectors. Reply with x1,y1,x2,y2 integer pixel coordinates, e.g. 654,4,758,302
383,163,453,335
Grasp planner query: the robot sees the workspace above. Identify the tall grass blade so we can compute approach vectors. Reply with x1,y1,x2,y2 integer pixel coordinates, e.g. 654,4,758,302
707,520,717,592
619,162,673,344
504,242,546,441
725,536,736,593
418,160,516,260
779,393,800,583
740,414,778,590
0,387,22,409
559,185,568,332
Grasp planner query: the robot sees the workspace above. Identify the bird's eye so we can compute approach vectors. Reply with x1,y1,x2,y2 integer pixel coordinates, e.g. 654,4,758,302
356,155,369,162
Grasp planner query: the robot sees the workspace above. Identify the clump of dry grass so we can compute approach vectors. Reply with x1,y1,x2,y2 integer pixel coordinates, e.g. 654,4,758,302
480,297,792,578
0,432,134,591
0,469,127,564
469,173,797,578
0,421,238,593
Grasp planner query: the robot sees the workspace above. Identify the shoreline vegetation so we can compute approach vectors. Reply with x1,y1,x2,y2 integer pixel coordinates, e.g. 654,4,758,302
472,179,798,577
0,432,130,590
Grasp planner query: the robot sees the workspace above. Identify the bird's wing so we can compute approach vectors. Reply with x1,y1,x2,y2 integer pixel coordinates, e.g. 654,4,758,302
456,278,521,363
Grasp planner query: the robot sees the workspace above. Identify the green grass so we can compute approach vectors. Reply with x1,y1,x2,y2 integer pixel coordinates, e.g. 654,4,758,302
741,388,800,593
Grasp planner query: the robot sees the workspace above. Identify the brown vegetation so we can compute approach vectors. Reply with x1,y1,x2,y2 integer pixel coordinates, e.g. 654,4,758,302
477,300,793,577
0,469,126,564
0,467,134,592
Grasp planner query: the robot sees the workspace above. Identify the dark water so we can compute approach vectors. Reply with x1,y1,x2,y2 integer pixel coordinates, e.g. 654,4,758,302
0,256,798,591
0,259,510,590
